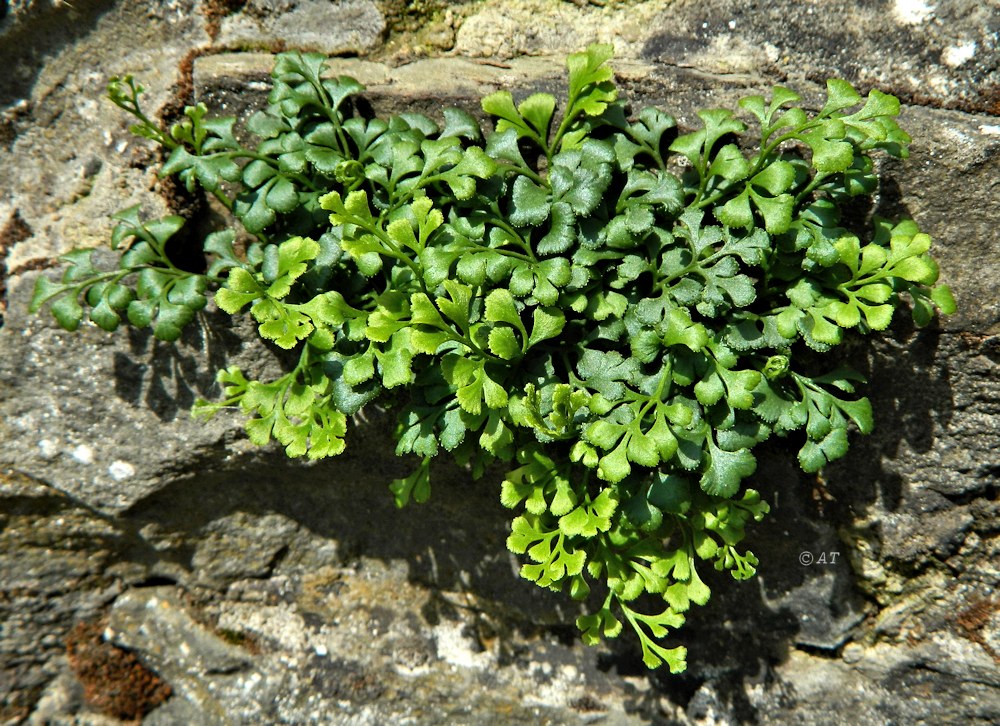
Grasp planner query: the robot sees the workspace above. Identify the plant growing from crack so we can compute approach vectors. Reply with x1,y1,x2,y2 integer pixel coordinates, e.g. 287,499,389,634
31,46,955,671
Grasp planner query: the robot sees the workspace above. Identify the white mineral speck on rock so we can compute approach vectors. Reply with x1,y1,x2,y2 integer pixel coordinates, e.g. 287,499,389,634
244,673,262,693
894,0,934,24
842,643,865,664
980,124,1000,136
76,97,99,121
38,439,58,460
315,644,328,656
943,41,976,67
71,444,94,464
108,460,136,481
433,621,492,670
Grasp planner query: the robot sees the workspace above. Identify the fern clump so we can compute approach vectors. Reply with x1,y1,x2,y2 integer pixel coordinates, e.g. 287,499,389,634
32,46,954,671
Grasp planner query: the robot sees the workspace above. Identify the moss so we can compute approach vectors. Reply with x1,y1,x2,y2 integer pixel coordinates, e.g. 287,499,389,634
379,0,453,35
215,627,262,654
65,619,172,721
375,0,482,59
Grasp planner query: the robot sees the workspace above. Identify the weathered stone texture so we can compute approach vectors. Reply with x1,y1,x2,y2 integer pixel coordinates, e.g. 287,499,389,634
215,0,385,55
1,0,998,724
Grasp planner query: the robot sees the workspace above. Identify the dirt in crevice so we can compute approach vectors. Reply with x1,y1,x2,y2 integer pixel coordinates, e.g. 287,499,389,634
0,210,33,328
144,46,218,273
886,83,1000,118
202,0,249,41
0,99,30,150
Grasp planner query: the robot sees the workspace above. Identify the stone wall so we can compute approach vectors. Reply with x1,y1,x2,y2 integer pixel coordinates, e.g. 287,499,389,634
1,1,997,724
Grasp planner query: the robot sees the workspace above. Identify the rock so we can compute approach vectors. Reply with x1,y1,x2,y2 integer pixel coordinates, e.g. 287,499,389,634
642,0,997,107
454,0,669,60
107,589,254,676
100,571,653,724
143,695,211,726
455,0,1000,111
107,588,264,725
0,471,136,721
0,280,278,512
1,0,209,268
216,0,385,55
190,511,300,587
25,670,85,726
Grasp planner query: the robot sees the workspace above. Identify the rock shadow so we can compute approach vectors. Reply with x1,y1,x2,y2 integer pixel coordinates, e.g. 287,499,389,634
112,310,247,422
827,316,953,514
119,408,570,623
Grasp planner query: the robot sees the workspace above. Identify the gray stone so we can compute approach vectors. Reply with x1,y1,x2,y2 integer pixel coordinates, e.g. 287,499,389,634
26,669,85,726
190,511,300,587
107,588,264,726
99,570,652,725
1,0,208,268
0,471,136,721
216,0,385,55
107,588,254,677
454,0,670,60
455,0,1000,110
0,278,279,512
143,695,210,726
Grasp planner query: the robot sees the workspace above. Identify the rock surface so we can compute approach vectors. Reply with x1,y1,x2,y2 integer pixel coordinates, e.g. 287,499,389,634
214,0,385,55
1,1,998,724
